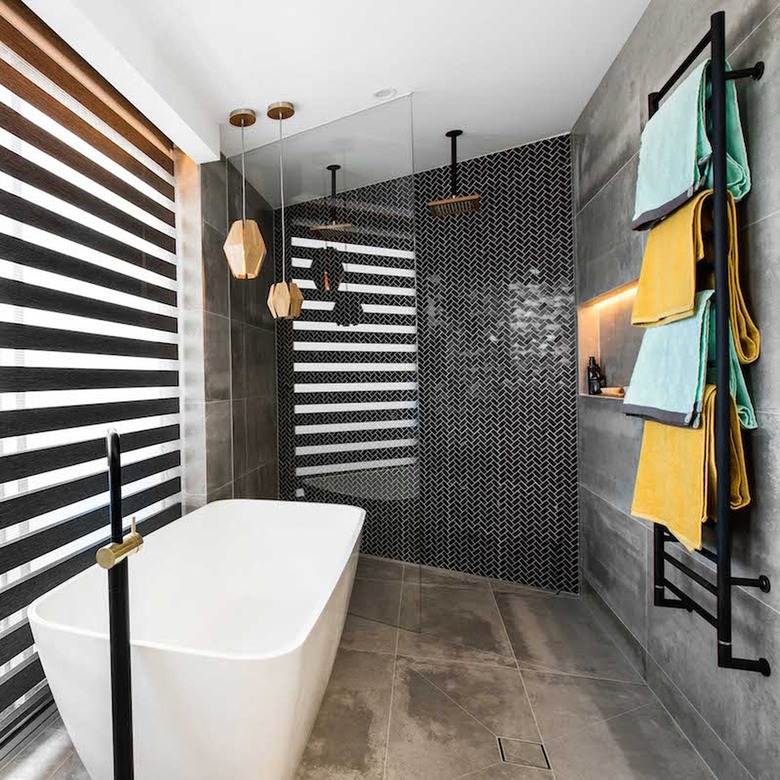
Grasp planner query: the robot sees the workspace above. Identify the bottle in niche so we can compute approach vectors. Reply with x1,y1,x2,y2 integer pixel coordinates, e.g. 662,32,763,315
587,356,606,395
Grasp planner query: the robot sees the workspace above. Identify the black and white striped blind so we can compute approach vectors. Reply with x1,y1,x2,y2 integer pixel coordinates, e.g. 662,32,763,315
0,0,180,742
288,235,418,489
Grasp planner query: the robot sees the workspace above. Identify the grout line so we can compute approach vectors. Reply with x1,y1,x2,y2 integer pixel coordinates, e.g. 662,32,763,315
380,556,404,780
394,652,515,670
575,150,639,217
543,701,657,746
518,664,646,686
729,0,780,58
739,205,780,232
453,761,512,779
488,582,551,776
410,667,497,736
581,579,752,780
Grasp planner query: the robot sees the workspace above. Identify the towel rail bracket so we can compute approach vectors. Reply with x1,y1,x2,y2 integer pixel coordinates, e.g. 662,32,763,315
725,61,764,81
648,10,770,678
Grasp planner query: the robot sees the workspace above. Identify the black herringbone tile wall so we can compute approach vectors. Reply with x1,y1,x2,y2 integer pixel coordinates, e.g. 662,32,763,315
275,134,578,592
415,135,578,592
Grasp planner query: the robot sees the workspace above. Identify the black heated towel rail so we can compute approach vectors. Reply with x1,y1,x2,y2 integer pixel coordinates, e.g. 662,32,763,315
648,10,770,676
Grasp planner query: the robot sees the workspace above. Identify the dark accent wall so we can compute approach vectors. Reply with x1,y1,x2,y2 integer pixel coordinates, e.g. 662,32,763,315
277,135,578,591
199,159,278,502
573,2,780,778
416,136,578,591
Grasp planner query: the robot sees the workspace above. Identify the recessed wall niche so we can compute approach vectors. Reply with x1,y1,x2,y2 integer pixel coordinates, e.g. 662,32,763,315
577,280,641,397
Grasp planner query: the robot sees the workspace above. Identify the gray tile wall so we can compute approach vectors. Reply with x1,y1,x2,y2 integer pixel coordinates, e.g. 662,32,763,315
198,159,278,502
573,2,780,778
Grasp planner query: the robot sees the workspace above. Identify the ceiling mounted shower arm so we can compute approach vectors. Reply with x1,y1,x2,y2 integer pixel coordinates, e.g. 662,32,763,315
447,129,462,196
327,164,340,223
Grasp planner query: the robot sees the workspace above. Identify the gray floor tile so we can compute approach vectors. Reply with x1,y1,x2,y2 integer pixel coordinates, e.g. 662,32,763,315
405,564,492,590
295,649,395,780
545,702,714,780
386,658,501,780
0,728,74,780
348,577,402,626
408,659,539,742
340,613,398,654
398,582,516,667
495,592,641,682
357,555,406,581
456,764,553,779
522,670,655,742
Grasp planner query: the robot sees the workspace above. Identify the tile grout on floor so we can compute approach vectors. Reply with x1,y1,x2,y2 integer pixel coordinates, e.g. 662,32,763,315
379,557,404,780
488,580,556,778
580,589,721,780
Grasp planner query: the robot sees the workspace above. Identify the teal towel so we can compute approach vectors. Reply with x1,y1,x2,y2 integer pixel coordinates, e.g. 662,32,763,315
632,59,750,231
623,290,756,429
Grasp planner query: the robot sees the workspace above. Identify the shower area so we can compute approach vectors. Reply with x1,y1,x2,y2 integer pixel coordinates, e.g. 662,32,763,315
231,94,578,629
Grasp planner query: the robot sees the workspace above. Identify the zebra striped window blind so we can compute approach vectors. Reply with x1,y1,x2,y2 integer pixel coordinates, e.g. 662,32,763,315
0,0,180,743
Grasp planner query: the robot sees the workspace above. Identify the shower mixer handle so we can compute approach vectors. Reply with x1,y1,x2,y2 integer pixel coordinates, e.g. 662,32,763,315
96,516,144,570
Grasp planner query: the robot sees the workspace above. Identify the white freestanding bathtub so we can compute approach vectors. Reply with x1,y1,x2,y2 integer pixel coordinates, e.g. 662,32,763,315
29,499,364,780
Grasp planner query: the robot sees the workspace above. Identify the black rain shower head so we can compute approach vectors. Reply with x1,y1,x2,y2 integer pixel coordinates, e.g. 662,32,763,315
427,130,481,217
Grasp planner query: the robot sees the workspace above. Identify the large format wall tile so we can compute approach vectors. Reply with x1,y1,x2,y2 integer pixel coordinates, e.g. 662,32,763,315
577,396,643,515
575,157,645,303
204,400,232,493
729,411,780,615
579,487,647,644
203,312,230,402
736,4,780,229
201,158,227,234
197,164,278,506
741,211,780,415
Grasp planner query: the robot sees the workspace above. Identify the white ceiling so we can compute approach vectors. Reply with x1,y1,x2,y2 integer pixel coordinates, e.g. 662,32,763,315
29,0,651,175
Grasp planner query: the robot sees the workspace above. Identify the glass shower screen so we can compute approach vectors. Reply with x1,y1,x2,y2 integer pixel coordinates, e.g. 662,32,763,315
236,95,421,629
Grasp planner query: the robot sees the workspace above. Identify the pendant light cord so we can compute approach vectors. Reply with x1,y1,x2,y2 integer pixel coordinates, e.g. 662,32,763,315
240,123,247,225
279,112,287,284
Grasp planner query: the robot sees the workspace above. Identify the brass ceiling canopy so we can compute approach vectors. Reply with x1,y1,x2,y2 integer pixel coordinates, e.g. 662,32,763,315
266,101,295,121
229,108,257,127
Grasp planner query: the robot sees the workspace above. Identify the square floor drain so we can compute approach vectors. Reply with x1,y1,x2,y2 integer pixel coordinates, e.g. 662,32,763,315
498,737,550,770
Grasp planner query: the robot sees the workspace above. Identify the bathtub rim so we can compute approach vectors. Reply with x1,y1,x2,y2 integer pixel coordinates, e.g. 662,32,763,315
28,498,365,663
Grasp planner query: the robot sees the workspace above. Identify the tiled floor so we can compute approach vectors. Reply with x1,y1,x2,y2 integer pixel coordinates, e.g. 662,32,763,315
0,556,715,780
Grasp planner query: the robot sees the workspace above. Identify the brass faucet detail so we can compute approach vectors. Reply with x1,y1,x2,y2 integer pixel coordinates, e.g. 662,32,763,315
96,516,143,570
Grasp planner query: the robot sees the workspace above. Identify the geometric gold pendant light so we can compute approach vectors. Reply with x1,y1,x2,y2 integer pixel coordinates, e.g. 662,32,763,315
223,108,267,279
266,101,304,320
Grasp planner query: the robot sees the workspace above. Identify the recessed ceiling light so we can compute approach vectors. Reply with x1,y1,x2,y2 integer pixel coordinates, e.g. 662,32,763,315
373,87,397,101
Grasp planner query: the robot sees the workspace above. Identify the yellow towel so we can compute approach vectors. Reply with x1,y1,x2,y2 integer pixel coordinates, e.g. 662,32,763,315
631,385,750,551
631,190,760,363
